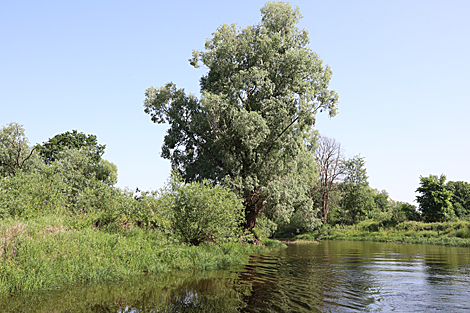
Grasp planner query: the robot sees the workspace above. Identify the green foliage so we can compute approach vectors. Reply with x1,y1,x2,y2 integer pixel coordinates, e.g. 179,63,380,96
49,147,118,191
335,156,375,224
160,173,245,245
293,232,319,241
366,190,391,221
396,202,421,221
0,165,272,296
416,174,454,222
0,216,266,296
59,182,167,234
0,170,70,219
263,145,321,231
447,180,470,218
263,147,322,236
355,219,382,232
94,159,118,185
144,2,338,230
252,212,278,239
36,129,105,165
373,190,390,212
341,156,368,186
0,120,277,298
0,122,37,177
321,220,470,247
276,210,322,235
50,147,99,193
0,123,119,221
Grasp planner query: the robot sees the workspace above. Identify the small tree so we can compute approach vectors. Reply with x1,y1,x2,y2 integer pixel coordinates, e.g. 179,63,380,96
337,156,375,224
368,189,392,221
315,136,344,223
49,147,118,202
37,130,116,186
416,174,454,222
399,202,421,221
447,180,470,219
0,122,36,177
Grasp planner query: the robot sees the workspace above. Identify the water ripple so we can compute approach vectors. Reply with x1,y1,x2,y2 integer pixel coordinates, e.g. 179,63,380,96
238,241,470,312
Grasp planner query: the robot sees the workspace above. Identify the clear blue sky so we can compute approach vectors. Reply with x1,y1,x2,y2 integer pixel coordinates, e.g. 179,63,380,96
1,0,469,204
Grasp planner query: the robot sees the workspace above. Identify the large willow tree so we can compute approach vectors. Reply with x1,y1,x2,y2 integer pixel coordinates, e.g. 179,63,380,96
144,2,338,230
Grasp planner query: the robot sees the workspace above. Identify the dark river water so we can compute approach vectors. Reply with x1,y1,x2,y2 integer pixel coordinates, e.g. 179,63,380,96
2,241,470,312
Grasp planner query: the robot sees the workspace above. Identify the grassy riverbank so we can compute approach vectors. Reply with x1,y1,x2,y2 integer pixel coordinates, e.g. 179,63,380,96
0,168,282,296
287,220,470,247
0,215,267,296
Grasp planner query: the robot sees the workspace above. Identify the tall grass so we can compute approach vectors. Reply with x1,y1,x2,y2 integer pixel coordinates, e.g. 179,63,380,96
0,170,279,297
303,220,470,247
0,215,266,296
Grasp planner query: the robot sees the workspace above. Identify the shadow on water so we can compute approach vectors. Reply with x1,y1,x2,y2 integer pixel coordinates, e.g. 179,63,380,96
2,241,470,312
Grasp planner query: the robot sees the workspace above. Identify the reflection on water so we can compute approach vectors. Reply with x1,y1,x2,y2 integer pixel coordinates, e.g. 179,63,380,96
1,241,470,312
0,270,247,313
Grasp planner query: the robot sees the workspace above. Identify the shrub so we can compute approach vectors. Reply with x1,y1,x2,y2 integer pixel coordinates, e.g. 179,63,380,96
71,183,165,232
252,212,278,239
451,226,470,238
161,173,245,245
0,170,69,219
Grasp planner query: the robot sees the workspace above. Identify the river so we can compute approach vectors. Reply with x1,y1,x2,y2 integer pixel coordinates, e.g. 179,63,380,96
1,241,470,312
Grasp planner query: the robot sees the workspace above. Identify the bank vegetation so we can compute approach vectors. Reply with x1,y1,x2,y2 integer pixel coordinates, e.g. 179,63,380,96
2,1,470,298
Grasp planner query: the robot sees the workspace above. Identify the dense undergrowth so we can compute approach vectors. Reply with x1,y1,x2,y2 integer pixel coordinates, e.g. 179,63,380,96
0,167,274,296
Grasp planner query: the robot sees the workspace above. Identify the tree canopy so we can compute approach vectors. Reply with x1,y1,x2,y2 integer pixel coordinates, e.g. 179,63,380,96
144,2,338,230
416,174,453,222
447,180,470,218
34,130,116,186
337,156,375,224
0,122,37,177
36,130,105,165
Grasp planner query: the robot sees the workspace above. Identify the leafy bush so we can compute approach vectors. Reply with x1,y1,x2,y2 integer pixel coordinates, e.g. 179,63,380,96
0,170,69,219
252,212,278,239
453,227,470,238
69,183,168,233
356,219,381,232
161,173,245,245
399,202,421,221
293,232,318,240
0,122,38,177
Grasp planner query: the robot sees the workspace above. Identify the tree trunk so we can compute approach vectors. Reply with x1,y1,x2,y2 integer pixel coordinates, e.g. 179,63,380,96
243,192,265,231
245,208,258,231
